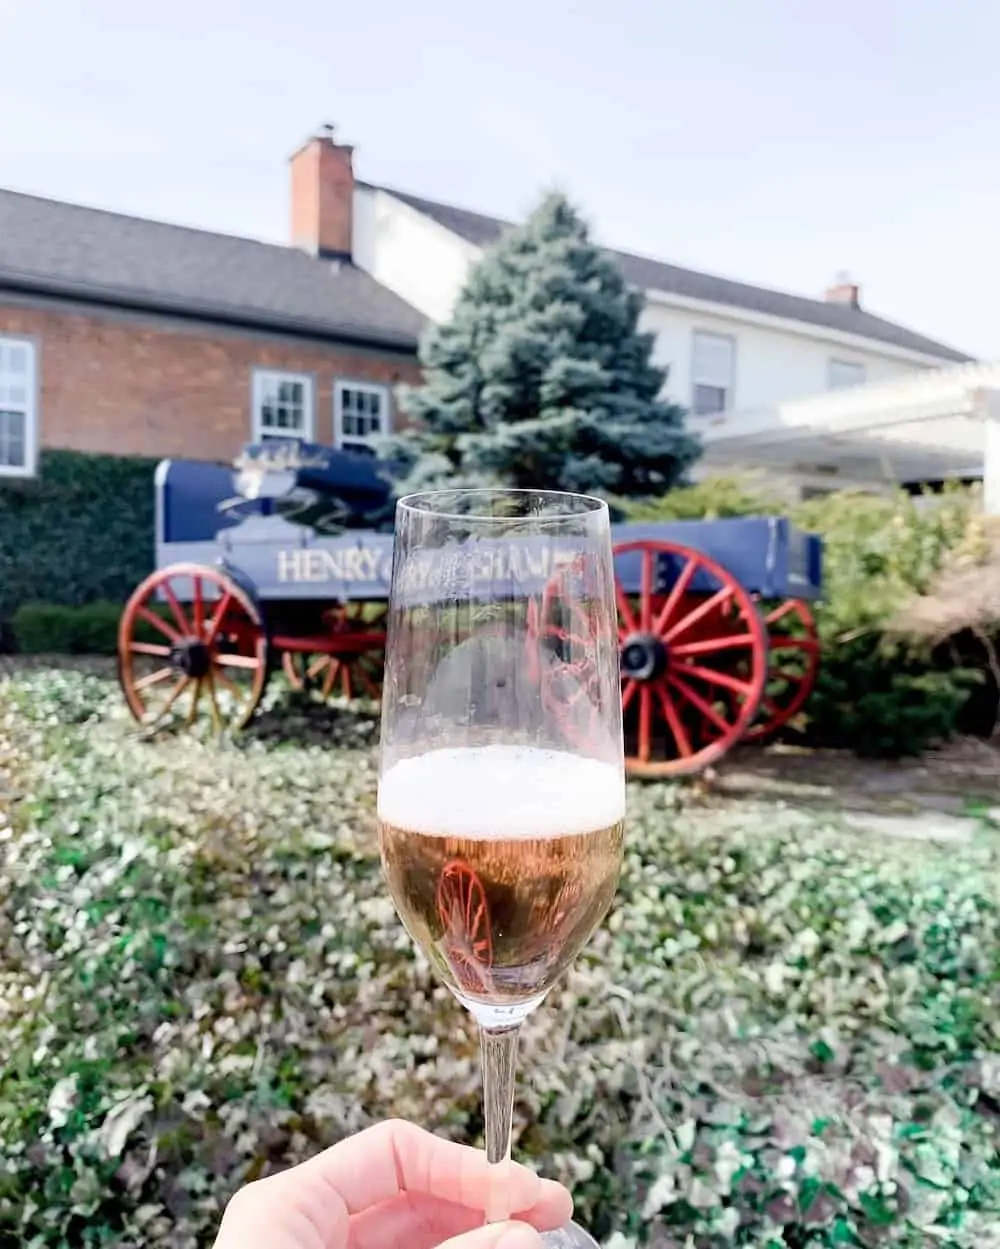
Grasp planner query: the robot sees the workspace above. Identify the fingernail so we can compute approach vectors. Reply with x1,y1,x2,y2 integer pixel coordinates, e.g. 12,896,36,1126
495,1221,544,1249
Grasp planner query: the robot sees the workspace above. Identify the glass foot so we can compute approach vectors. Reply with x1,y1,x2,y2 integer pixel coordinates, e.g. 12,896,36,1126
541,1222,600,1248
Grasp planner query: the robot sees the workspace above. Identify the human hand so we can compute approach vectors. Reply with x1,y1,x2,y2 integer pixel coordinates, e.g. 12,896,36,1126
213,1118,574,1249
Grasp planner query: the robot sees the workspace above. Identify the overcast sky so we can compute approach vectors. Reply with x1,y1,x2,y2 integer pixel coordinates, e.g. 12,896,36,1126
2,0,998,358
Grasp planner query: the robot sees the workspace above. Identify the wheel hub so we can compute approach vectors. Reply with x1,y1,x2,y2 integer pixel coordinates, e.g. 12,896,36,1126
620,632,668,682
170,637,212,679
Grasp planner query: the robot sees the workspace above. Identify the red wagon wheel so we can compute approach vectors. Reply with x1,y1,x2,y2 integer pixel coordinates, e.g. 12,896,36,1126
614,539,768,778
525,555,604,751
744,598,820,742
118,563,268,733
281,603,387,701
436,860,494,995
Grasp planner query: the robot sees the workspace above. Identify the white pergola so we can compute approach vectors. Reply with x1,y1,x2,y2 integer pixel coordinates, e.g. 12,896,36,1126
695,362,1000,511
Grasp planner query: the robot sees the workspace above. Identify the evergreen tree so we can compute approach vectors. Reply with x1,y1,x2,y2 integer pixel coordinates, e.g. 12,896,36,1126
383,192,700,498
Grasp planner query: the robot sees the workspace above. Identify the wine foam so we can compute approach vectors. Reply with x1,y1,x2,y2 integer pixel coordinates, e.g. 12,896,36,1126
377,744,626,840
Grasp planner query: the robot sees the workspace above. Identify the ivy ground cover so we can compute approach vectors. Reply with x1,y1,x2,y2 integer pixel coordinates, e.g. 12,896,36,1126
1,670,999,1247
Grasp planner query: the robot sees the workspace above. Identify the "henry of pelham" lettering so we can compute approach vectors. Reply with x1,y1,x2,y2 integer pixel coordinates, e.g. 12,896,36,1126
275,543,578,590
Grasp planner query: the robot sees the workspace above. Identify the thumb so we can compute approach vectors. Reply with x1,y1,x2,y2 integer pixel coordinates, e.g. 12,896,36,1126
436,1221,544,1249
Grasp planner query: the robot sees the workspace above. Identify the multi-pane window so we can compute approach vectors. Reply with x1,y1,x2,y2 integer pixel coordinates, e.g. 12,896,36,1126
335,381,391,453
252,370,315,441
691,331,735,415
828,358,866,390
0,337,36,476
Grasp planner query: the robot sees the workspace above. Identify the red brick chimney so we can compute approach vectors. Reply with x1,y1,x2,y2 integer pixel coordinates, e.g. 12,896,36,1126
289,125,354,259
824,272,860,308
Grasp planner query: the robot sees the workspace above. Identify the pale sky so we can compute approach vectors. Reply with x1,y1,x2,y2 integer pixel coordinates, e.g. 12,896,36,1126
2,0,998,358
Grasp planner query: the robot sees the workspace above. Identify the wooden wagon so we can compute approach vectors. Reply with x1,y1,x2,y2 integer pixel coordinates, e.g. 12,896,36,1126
118,442,822,777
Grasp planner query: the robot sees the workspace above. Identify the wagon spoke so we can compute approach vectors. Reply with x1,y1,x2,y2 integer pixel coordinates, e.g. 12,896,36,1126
211,665,240,696
615,582,638,634
160,581,191,637
656,682,693,757
640,549,654,631
622,679,639,713
148,675,190,727
137,605,181,644
184,679,203,727
133,666,174,691
766,600,798,626
355,663,381,699
206,673,224,734
307,655,331,681
204,592,233,646
213,652,261,670
680,663,755,697
671,632,758,657
340,664,354,699
653,554,698,636
667,672,731,736
129,642,171,657
638,686,653,762
192,575,204,635
769,637,821,653
321,659,341,700
663,585,733,644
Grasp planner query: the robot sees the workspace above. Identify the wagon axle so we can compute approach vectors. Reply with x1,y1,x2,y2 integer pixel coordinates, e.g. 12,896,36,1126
619,633,669,683
168,637,213,680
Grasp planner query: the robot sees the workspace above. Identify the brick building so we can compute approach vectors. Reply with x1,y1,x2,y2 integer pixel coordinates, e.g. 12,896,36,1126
0,128,425,478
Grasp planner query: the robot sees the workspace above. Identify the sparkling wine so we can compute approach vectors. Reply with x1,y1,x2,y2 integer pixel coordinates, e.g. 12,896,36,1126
377,746,625,1008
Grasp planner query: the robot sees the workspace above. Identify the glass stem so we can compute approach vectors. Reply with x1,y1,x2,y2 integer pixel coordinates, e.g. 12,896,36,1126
480,1023,522,1224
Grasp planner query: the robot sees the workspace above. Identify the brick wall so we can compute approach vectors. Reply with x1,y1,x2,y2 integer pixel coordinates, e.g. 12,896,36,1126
0,299,421,463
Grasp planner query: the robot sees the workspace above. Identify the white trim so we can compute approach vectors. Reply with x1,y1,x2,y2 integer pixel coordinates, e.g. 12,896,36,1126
642,287,966,369
0,335,38,478
333,378,393,451
250,368,316,442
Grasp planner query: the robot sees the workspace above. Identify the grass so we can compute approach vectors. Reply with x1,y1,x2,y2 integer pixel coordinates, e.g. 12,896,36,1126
1,668,999,1247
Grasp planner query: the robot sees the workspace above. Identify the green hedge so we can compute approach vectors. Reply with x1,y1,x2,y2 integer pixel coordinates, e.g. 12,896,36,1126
0,449,156,632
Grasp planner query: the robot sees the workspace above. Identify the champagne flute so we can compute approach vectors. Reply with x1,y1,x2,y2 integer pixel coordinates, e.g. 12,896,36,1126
377,488,625,1248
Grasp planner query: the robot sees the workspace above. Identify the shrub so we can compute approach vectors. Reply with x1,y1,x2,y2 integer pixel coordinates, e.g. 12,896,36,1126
12,601,121,655
627,479,984,756
0,449,155,630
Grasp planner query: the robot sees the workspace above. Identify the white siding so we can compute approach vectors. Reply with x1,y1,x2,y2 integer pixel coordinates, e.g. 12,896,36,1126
352,187,478,323
641,300,932,418
351,188,954,446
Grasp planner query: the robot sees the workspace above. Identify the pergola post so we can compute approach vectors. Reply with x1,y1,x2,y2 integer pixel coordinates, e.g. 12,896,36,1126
983,389,1000,515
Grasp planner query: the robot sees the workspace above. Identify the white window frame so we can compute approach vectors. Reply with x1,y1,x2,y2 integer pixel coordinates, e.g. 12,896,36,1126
691,330,736,416
333,379,392,453
0,336,38,478
251,369,316,442
828,358,867,390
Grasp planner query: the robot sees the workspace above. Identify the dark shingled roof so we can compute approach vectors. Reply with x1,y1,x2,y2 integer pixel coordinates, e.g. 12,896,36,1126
0,188,426,351
377,186,972,364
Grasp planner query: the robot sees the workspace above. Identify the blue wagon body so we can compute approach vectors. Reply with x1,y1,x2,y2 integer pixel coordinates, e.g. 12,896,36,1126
154,456,822,604
119,442,823,776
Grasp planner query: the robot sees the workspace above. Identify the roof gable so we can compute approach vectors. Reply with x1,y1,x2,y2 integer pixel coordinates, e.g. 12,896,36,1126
0,188,426,350
378,186,971,364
